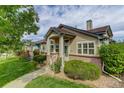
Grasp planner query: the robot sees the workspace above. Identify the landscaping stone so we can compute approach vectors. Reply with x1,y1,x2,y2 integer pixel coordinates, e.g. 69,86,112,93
48,71,124,88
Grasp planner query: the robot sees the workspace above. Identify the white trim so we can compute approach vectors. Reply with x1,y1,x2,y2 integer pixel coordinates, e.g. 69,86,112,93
76,42,82,55
76,41,96,56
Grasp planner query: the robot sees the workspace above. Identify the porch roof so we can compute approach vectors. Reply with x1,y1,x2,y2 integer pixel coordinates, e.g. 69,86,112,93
45,27,76,39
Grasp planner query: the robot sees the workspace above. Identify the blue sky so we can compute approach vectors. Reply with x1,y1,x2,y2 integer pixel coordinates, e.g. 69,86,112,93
23,5,124,41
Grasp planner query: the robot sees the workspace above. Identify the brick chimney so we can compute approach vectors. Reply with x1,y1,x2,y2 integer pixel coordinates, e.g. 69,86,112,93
86,20,93,30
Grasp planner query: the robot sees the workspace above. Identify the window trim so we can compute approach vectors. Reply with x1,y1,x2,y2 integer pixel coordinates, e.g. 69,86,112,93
77,43,82,54
76,41,96,56
50,39,55,53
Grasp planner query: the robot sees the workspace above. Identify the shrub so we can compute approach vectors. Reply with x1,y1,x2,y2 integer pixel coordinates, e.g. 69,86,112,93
100,43,124,75
33,54,46,64
33,49,40,56
51,58,61,73
64,60,101,80
16,50,30,60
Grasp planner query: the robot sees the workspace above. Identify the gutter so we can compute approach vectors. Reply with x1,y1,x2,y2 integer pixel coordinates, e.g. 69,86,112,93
102,62,122,82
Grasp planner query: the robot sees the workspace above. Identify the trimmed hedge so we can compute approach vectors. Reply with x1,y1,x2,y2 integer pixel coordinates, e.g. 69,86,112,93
100,43,124,75
64,60,101,80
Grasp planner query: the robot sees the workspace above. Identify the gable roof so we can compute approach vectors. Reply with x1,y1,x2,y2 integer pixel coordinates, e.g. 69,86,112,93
87,25,109,32
87,25,113,37
45,24,113,40
58,24,113,38
59,24,101,38
45,27,76,38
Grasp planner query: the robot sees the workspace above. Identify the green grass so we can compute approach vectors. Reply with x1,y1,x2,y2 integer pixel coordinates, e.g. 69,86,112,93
25,75,90,88
0,57,37,87
0,57,18,64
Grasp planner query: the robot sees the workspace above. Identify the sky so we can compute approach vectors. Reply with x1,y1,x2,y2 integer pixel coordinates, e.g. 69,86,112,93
23,5,124,41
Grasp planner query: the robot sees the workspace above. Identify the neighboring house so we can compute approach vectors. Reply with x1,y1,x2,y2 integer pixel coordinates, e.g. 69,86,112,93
24,39,46,53
32,39,47,52
45,20,113,70
40,39,47,53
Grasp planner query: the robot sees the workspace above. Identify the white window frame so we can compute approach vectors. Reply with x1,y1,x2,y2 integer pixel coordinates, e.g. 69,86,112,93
88,42,95,55
76,41,96,56
77,42,82,54
55,44,59,53
50,39,55,53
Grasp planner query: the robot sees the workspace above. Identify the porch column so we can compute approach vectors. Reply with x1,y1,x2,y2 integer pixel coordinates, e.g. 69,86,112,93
47,37,51,65
47,37,50,55
59,35,64,72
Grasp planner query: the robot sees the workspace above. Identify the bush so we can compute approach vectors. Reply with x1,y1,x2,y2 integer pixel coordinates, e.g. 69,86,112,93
100,43,124,75
16,50,30,60
64,60,101,80
33,54,46,64
33,49,40,56
51,58,61,73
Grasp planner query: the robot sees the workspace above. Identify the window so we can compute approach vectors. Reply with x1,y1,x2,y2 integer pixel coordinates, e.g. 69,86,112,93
50,40,60,53
51,40,54,44
83,43,87,54
50,40,55,52
55,44,59,52
89,42,94,54
50,45,54,52
77,41,95,55
42,46,45,51
77,43,82,54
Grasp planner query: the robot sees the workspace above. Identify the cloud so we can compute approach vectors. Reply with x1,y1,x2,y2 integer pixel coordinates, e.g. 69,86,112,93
24,5,124,41
113,31,124,40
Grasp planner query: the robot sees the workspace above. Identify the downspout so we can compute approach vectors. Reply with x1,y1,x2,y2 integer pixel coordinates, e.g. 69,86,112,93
98,37,122,82
102,62,122,82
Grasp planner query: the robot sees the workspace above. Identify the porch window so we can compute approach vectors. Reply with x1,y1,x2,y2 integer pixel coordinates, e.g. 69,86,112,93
55,44,59,52
50,45,54,52
50,40,55,53
77,41,95,55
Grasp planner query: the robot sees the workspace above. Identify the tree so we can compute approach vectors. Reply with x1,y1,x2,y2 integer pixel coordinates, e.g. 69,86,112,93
0,5,39,53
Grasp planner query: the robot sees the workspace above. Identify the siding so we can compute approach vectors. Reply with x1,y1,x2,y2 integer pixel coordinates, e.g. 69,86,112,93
69,34,100,56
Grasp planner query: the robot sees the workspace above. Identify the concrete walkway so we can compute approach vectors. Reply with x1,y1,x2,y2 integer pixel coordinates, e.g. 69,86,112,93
3,66,48,88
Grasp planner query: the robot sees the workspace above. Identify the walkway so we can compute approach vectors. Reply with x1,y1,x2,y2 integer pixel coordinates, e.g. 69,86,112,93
3,66,49,88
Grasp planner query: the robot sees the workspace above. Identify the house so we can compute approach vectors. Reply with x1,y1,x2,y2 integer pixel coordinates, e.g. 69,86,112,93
32,39,47,53
45,20,113,70
24,39,46,53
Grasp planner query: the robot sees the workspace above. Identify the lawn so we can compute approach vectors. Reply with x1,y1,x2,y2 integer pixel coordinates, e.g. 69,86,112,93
0,57,18,64
25,75,90,88
0,57,37,87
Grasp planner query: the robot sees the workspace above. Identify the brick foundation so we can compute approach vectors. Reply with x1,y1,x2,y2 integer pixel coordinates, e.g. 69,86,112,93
69,54,102,69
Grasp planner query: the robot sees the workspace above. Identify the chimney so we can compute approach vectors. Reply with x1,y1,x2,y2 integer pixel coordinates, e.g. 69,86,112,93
86,20,93,30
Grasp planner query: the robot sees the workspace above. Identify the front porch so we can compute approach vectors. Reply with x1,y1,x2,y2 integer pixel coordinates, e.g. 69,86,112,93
46,32,75,71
